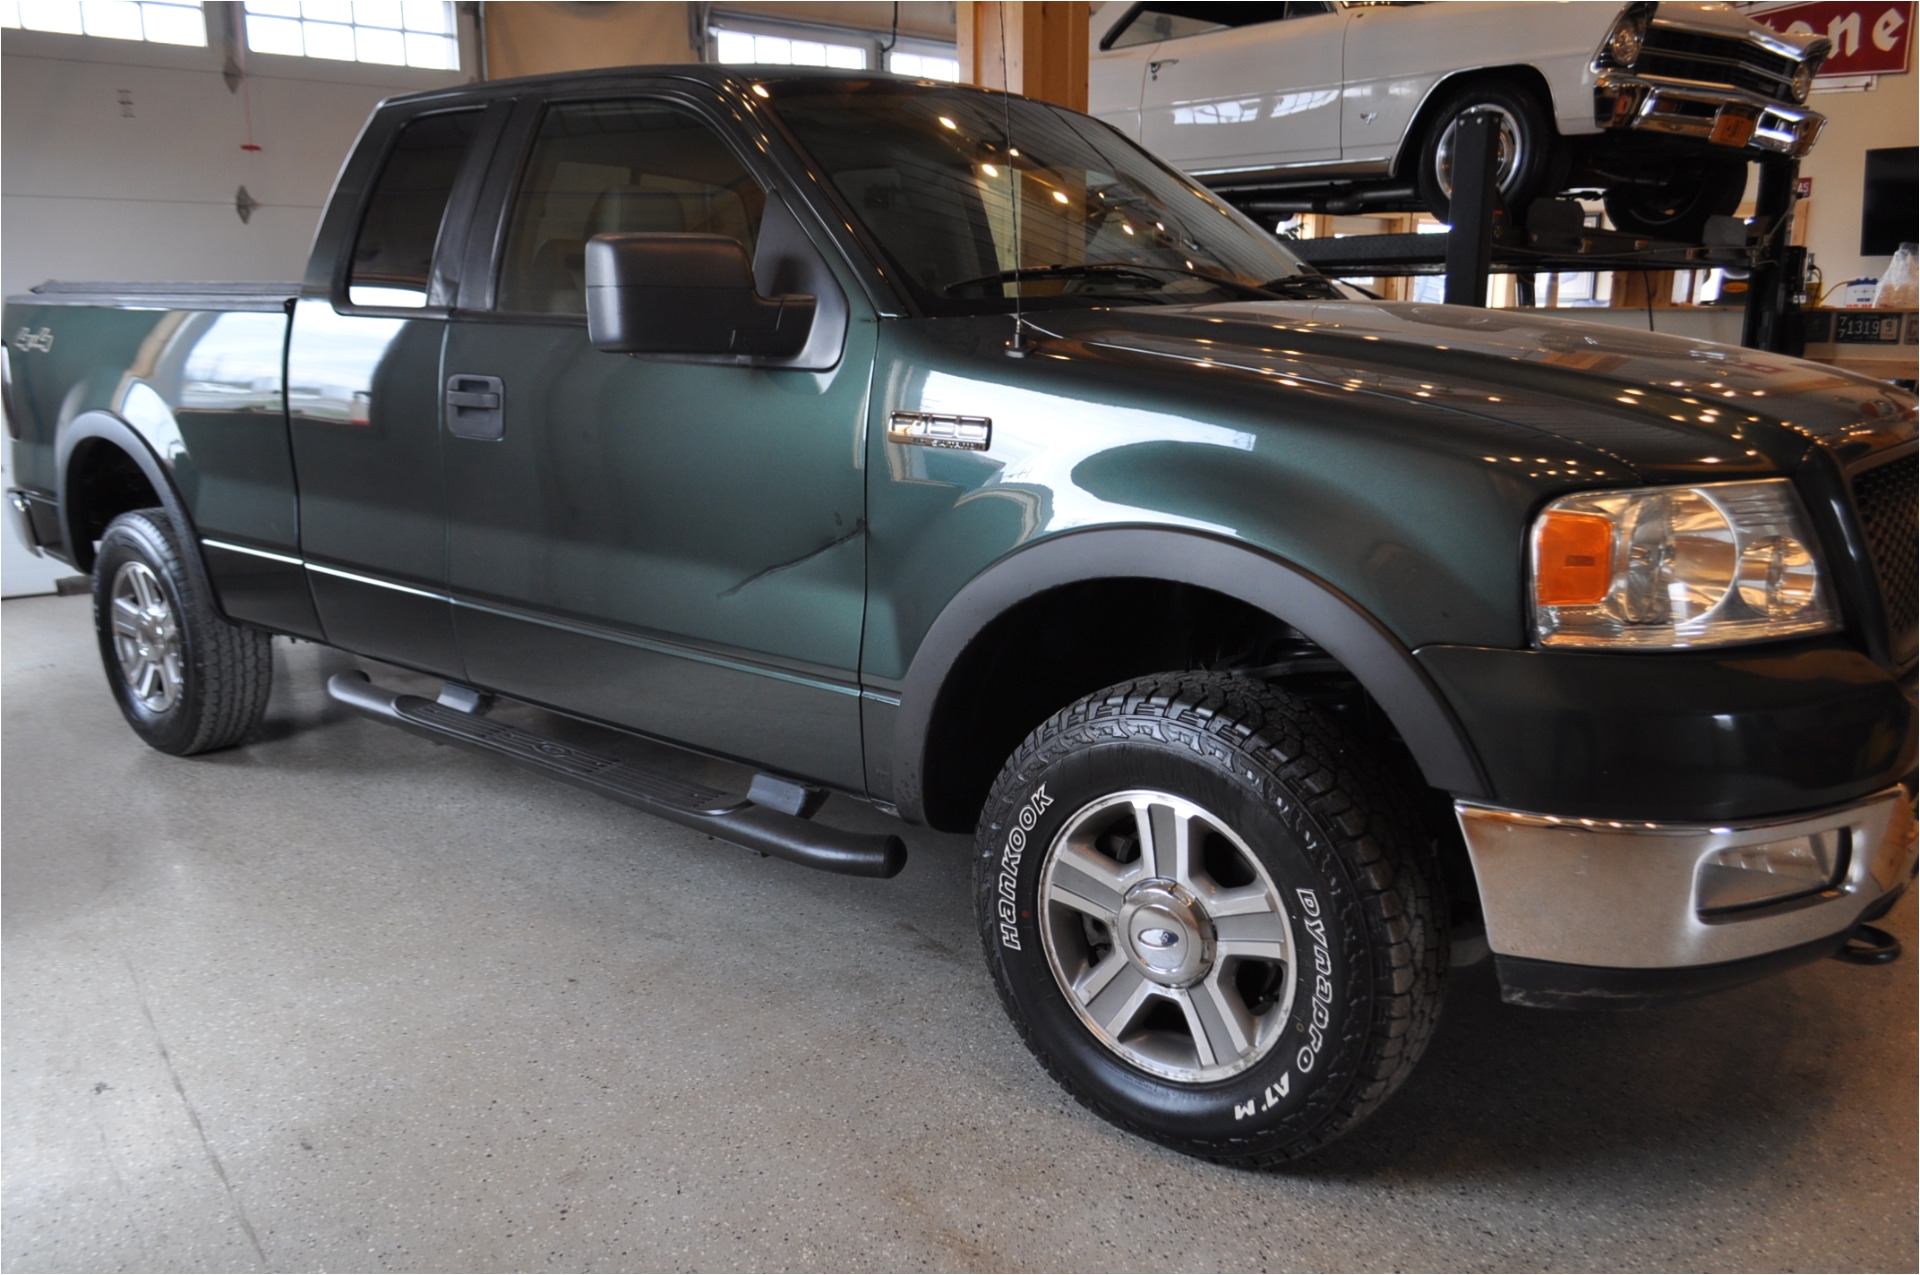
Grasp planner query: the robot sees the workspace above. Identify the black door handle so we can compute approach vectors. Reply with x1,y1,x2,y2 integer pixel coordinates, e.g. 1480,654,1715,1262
445,375,504,441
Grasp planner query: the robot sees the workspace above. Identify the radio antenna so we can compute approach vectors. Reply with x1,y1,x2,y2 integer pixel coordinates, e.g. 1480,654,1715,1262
1000,2,1028,357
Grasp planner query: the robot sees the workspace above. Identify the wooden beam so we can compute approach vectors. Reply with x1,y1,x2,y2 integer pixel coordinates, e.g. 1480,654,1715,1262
1611,269,1677,310
956,2,1087,111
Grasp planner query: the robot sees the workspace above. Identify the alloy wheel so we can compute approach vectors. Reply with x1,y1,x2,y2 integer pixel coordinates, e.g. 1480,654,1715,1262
110,559,184,713
1037,789,1298,1082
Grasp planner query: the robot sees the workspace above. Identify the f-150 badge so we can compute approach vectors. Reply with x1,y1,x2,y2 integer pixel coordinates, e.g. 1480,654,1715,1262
887,410,991,451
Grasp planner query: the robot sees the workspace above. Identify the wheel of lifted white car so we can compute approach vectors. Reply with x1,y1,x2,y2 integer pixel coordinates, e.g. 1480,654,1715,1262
92,508,274,756
1416,80,1555,225
1602,153,1751,243
975,672,1446,1167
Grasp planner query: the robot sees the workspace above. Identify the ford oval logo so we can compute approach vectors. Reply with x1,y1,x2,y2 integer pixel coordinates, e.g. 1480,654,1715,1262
1139,928,1180,950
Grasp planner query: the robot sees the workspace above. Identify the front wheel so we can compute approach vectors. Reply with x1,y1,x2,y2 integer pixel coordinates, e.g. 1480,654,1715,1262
1415,80,1555,224
975,673,1445,1166
93,508,273,755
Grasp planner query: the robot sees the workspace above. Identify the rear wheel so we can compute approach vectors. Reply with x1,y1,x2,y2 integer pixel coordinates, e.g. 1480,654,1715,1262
92,508,273,755
975,672,1445,1166
1603,154,1750,242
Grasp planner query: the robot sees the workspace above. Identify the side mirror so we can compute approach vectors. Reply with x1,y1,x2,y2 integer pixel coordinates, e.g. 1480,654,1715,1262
585,233,816,358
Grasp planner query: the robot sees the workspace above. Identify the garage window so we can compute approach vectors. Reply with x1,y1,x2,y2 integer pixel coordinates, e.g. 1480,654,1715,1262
887,49,960,81
0,0,206,45
710,16,959,81
244,0,458,70
714,28,868,70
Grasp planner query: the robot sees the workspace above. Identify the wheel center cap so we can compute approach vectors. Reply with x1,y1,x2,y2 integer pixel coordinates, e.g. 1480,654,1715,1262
1119,881,1215,987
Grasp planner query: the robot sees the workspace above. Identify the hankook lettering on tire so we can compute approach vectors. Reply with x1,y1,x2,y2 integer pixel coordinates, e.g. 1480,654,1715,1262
995,784,1053,950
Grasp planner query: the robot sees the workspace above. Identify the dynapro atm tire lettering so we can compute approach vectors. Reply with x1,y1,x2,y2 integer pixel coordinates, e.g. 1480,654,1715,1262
1235,885,1332,1122
995,785,1053,950
1294,887,1333,1073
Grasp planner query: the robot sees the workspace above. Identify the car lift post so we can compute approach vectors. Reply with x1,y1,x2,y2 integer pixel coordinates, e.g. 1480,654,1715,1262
1741,155,1803,354
1443,111,1501,307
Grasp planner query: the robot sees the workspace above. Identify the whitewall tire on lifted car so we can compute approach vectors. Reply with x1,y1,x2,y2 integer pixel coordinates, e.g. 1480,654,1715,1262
974,672,1446,1166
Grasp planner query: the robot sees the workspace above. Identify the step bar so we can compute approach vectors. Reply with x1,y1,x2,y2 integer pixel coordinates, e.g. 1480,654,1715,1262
327,671,906,879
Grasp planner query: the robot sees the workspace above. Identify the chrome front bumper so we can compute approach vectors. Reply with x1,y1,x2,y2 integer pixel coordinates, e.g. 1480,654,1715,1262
1456,787,1916,972
1594,71,1825,158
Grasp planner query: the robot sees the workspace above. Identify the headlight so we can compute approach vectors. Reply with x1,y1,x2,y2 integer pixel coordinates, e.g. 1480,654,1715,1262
1531,479,1837,649
1605,11,1646,67
1789,61,1814,102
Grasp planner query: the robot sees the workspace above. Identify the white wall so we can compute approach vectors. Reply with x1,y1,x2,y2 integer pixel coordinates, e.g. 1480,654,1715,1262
2,13,472,595
1796,73,1919,292
2,19,474,299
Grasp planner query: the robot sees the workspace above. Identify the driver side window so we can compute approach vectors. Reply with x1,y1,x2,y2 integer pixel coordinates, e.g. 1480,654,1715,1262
496,100,767,316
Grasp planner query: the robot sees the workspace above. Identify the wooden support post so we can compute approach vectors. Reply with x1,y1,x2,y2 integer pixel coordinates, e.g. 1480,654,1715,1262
956,2,1088,110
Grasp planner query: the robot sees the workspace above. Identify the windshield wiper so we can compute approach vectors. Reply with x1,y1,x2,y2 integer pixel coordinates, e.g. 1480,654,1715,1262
1257,274,1345,300
943,262,1286,300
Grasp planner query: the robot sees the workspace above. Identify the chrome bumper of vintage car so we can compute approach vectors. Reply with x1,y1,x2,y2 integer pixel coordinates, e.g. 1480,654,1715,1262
1594,71,1825,157
1456,786,1916,972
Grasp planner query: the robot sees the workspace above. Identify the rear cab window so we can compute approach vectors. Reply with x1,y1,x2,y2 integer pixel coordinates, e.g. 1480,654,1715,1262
346,108,487,309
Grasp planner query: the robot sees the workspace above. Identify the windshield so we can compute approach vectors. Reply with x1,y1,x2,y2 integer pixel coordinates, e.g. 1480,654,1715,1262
762,80,1335,315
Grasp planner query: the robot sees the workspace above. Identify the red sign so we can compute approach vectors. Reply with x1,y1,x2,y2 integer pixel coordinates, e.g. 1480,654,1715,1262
1751,1,1914,76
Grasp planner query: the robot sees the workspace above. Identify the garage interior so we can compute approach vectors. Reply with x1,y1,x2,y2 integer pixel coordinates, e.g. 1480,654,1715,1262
4,2,1916,1270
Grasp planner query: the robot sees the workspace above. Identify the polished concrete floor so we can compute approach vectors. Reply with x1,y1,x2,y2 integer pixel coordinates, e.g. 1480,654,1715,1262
4,592,1915,1273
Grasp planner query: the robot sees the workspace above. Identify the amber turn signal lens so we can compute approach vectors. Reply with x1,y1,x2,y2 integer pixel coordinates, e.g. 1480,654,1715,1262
1535,511,1614,605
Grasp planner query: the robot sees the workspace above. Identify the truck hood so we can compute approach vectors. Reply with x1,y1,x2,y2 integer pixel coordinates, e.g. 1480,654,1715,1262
1032,300,1916,482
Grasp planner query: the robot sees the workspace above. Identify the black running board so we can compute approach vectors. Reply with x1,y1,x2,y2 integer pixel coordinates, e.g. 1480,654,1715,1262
327,671,906,879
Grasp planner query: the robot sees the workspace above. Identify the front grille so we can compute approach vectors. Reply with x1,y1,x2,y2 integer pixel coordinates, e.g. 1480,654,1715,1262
1639,28,1800,101
1852,454,1918,661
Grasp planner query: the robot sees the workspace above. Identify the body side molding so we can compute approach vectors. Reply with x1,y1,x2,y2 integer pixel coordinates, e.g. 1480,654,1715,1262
888,527,1492,825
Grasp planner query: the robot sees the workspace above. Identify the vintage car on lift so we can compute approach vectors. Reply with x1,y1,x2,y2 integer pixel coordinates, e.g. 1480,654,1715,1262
4,67,1914,1167
1090,0,1831,237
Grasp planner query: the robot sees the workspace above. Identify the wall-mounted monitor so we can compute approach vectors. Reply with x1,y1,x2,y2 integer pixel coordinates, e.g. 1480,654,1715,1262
1861,147,1917,257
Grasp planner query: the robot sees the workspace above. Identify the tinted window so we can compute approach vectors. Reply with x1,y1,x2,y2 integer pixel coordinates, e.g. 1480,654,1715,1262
768,82,1331,317
1105,2,1291,50
497,100,767,315
348,109,484,308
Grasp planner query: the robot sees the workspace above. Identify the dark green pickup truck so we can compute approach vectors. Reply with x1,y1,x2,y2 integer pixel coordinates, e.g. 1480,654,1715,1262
5,68,1915,1166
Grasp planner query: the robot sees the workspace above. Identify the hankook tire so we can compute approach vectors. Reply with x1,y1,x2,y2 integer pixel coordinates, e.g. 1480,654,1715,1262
975,672,1446,1166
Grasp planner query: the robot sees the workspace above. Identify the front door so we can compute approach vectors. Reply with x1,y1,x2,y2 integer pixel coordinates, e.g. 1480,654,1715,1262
440,94,871,790
287,103,498,676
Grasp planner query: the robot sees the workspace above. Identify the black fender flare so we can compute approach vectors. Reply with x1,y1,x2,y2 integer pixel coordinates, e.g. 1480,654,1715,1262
56,409,198,574
889,527,1492,824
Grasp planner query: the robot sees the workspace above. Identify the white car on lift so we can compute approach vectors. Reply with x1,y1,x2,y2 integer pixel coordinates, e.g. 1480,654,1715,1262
1089,1,1831,238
